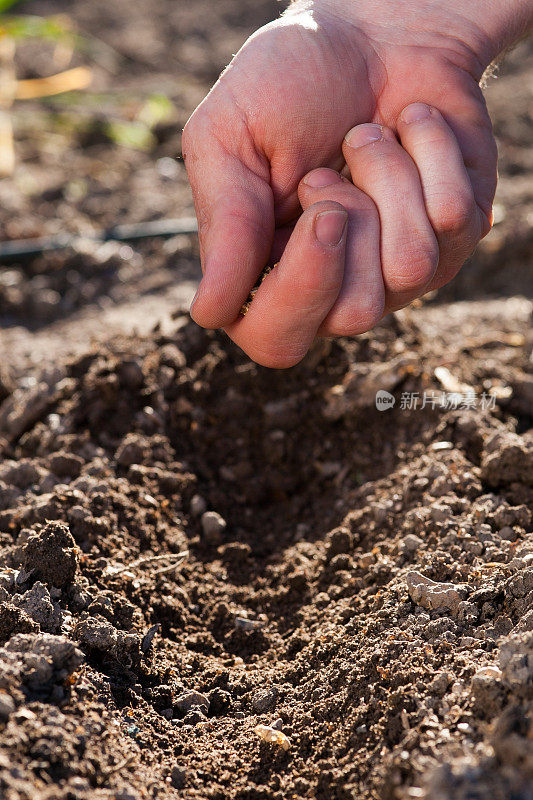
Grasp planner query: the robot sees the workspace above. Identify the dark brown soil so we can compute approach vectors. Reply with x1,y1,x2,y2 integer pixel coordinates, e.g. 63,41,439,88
1,1,533,799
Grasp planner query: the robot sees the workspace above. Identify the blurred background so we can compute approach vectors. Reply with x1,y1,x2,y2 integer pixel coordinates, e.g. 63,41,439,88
0,0,531,365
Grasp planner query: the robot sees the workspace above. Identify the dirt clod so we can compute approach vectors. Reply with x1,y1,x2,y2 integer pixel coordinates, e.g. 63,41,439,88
406,571,467,616
21,521,78,588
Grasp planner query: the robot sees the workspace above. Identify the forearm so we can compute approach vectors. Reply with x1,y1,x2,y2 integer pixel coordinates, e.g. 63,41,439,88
459,0,533,63
290,0,533,71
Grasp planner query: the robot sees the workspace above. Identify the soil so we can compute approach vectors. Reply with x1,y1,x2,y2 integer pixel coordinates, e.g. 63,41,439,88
1,1,533,799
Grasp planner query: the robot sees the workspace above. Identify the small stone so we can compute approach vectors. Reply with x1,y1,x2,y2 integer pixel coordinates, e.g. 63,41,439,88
428,671,451,696
48,452,83,479
175,690,209,715
254,724,290,750
0,692,15,721
190,494,207,517
115,435,146,467
405,571,466,616
499,526,517,541
473,665,502,681
21,521,78,588
401,534,423,554
252,687,277,713
201,511,227,545
170,767,186,789
235,616,265,632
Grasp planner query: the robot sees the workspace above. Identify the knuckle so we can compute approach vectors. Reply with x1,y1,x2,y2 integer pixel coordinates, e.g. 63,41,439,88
326,287,385,337
434,192,477,237
363,149,407,180
387,240,438,292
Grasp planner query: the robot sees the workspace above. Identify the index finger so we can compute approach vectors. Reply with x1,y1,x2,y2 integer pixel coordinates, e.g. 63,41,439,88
183,107,274,329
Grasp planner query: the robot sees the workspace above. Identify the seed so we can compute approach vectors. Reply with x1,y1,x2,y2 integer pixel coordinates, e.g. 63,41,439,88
254,724,290,750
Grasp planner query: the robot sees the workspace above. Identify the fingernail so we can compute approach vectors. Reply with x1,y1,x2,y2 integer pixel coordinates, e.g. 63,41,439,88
315,209,347,247
401,103,432,124
303,169,342,188
345,123,382,149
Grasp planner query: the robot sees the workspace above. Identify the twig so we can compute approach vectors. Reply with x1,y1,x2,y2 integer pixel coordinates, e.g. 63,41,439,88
0,36,16,176
15,66,92,99
98,755,136,784
0,217,198,262
106,550,189,577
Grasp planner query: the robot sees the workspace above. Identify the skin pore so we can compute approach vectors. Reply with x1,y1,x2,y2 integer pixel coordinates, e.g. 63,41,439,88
183,0,533,368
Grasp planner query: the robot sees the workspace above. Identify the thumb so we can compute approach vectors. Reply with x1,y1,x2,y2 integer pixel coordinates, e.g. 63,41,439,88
182,110,274,329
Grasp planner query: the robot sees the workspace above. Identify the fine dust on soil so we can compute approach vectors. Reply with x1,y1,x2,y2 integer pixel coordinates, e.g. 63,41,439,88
1,0,533,799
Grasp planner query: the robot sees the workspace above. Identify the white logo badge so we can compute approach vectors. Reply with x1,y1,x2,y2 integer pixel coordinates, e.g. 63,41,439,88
375,390,396,411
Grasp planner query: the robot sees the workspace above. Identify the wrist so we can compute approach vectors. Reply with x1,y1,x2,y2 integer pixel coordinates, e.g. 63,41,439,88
459,0,533,64
290,0,533,73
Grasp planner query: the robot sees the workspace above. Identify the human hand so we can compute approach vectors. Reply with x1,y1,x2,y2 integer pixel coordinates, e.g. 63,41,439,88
183,0,527,367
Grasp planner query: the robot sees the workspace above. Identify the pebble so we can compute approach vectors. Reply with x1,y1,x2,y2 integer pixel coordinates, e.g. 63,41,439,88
401,534,423,554
190,494,207,517
473,666,502,681
0,692,15,721
48,452,84,479
235,616,265,632
170,767,186,789
201,511,227,545
254,724,290,750
252,687,277,713
174,690,210,714
428,671,452,696
405,571,466,616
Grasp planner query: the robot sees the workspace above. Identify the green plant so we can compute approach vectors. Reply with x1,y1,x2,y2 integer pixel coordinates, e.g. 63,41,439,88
0,8,90,174
0,0,21,13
